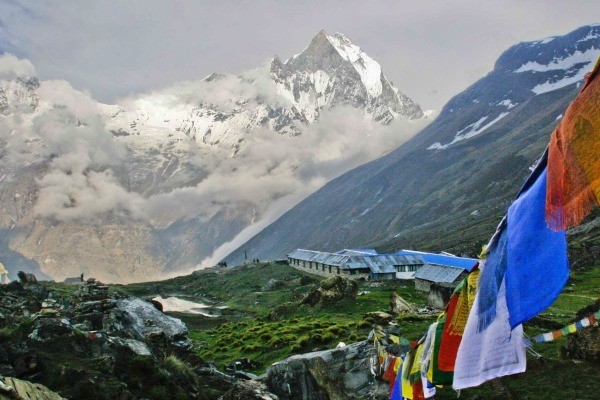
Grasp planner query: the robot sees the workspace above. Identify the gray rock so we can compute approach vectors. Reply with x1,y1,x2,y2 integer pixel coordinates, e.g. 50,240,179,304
262,279,285,292
363,311,394,325
301,276,358,308
221,379,279,400
107,337,153,357
265,340,387,400
389,293,414,314
103,298,191,350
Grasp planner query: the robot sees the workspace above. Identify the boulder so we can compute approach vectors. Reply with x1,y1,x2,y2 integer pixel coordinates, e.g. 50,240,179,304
107,337,153,357
103,298,192,350
0,376,66,400
221,379,279,400
28,318,73,342
262,279,285,292
389,293,414,314
427,284,453,310
149,299,163,312
363,311,394,325
16,272,47,301
17,272,37,286
265,340,387,400
301,276,358,308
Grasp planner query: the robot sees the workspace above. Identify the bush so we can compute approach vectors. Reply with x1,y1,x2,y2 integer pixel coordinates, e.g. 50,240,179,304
163,355,196,380
148,385,169,399
0,327,14,342
347,333,359,342
356,320,371,328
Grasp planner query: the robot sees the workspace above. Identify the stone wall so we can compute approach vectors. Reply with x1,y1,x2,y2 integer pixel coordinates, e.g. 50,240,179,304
427,283,454,309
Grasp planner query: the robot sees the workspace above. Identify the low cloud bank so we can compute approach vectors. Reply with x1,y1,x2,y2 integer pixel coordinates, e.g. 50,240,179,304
1,54,429,271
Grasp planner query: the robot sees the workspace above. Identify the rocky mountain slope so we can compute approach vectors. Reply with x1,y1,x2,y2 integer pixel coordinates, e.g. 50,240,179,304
225,24,600,264
0,273,236,399
0,31,428,282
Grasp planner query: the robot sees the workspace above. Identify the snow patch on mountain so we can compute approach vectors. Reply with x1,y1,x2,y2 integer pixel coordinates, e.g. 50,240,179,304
514,47,599,73
428,112,509,150
578,31,600,43
326,33,383,97
529,37,555,46
497,99,517,109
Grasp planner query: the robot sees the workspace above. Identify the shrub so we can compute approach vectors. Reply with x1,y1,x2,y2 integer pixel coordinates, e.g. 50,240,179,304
164,355,196,380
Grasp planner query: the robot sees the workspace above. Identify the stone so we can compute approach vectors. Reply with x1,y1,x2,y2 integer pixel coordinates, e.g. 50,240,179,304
262,279,285,292
225,358,260,373
301,276,358,308
221,379,279,400
363,311,394,325
427,284,453,310
17,272,37,285
107,337,153,357
0,376,66,399
389,293,414,314
12,351,39,378
28,318,73,342
103,298,191,350
149,299,163,312
14,272,47,301
266,341,387,400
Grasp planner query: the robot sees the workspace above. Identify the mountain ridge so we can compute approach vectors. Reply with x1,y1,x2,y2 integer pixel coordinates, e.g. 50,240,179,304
0,30,427,282
224,23,600,265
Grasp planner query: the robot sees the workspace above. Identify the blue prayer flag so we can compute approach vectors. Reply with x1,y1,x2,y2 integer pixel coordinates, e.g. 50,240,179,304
506,167,568,329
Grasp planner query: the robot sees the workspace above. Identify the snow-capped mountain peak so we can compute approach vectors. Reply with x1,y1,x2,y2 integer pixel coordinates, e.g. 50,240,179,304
326,32,383,97
0,32,429,282
271,29,423,124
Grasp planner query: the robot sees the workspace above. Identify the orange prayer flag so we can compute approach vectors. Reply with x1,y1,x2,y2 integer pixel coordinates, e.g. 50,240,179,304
546,57,600,230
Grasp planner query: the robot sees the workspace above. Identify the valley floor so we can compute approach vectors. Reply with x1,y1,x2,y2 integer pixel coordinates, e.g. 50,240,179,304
121,261,600,400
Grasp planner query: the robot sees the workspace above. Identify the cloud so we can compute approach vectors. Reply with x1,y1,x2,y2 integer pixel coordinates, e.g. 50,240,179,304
144,107,430,224
1,51,431,273
29,109,146,222
0,58,144,222
1,0,597,110
37,79,100,119
121,63,288,113
0,53,35,80
144,106,430,267
34,154,146,221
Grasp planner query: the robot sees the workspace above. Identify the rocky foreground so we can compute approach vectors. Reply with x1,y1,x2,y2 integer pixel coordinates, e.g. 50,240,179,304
0,272,410,399
0,272,239,399
1,269,598,400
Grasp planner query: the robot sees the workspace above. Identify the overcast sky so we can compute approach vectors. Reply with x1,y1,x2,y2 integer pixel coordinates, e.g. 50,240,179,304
1,0,598,110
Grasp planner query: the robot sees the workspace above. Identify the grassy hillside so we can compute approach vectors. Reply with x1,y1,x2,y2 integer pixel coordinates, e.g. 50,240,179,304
119,259,599,399
120,263,433,372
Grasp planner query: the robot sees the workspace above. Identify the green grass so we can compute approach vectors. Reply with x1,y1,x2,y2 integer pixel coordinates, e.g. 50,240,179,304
540,267,600,325
122,263,432,373
119,260,599,398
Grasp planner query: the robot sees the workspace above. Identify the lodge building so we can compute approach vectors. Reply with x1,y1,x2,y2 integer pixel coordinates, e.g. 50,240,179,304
287,248,478,287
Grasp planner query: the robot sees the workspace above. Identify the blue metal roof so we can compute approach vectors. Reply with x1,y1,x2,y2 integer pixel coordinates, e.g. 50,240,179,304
396,250,478,271
414,263,466,283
